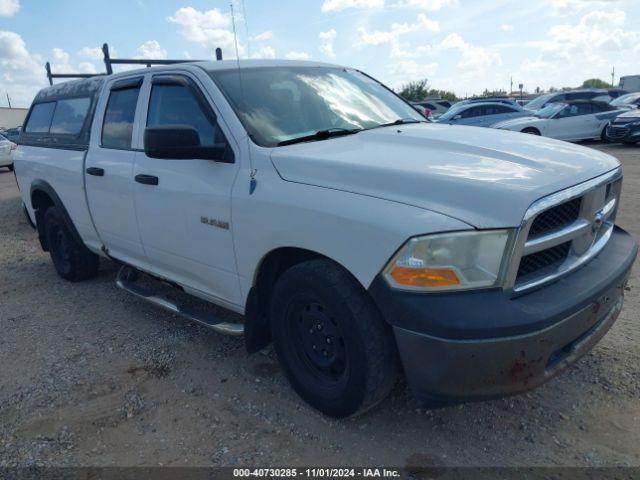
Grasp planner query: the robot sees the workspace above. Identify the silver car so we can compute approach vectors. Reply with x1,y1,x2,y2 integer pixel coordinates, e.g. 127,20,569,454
436,101,529,128
0,133,16,171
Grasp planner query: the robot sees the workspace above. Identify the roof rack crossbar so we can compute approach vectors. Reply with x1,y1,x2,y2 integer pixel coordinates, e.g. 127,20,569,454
45,43,224,86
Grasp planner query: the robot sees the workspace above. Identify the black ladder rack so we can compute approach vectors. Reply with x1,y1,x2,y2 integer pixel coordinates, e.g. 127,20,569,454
45,43,223,85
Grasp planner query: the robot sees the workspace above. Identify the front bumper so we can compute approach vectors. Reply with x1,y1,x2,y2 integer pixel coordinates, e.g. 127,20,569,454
606,124,640,143
370,227,637,404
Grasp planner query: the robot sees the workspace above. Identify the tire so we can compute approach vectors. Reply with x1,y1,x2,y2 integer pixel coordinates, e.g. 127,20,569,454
43,206,99,281
270,259,398,418
8,164,14,171
601,126,609,143
521,128,540,136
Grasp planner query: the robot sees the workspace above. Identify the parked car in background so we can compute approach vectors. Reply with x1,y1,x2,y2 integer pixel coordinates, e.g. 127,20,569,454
3,126,22,143
605,109,640,144
412,99,450,119
436,101,528,128
525,90,612,112
0,133,16,171
493,100,622,141
607,88,629,99
411,103,431,119
456,97,520,108
610,92,640,110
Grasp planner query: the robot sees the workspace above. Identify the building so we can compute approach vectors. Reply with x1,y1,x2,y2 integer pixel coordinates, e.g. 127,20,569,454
0,107,28,130
619,75,640,92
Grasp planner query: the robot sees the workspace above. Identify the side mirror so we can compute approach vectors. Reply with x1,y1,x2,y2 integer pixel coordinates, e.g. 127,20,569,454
144,125,233,163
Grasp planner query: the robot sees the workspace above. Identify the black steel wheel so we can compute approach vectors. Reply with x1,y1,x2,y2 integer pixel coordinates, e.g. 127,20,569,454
43,206,99,281
270,259,398,418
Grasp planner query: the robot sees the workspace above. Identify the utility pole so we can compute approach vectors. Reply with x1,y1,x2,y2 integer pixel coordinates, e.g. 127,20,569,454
510,76,513,95
6,93,11,109
611,66,615,88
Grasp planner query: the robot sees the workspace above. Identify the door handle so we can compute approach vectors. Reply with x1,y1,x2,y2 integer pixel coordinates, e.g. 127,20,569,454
86,167,105,177
135,174,159,186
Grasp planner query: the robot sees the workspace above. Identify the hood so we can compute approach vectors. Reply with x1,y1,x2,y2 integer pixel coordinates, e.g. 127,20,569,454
614,110,640,122
492,116,543,129
270,124,620,229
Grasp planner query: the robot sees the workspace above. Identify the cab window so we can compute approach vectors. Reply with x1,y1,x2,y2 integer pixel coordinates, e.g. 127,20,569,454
147,82,229,149
25,102,56,133
50,98,91,135
102,85,141,150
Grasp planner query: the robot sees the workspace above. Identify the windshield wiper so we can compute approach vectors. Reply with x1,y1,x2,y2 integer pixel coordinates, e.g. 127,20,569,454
366,118,426,131
277,128,362,147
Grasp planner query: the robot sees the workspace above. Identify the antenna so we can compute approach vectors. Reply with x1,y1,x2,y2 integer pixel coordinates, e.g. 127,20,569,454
240,0,250,58
231,3,257,194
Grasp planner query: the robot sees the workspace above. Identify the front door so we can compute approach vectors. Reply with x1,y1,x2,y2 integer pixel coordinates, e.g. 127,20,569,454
132,73,241,307
85,76,146,266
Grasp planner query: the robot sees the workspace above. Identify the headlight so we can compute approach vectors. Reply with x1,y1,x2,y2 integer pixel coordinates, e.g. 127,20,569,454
383,230,513,292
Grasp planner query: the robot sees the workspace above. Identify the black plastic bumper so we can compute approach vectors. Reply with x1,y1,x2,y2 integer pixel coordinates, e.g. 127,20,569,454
606,124,640,143
369,227,637,404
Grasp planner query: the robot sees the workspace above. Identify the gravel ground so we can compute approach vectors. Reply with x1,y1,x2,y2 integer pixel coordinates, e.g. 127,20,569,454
0,143,639,469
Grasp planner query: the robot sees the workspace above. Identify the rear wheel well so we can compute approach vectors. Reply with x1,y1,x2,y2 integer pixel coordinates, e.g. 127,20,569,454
31,189,55,251
245,248,331,353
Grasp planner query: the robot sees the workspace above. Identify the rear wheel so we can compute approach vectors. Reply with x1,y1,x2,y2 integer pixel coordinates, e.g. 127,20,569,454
7,164,13,171
270,259,398,418
43,207,99,281
521,128,541,136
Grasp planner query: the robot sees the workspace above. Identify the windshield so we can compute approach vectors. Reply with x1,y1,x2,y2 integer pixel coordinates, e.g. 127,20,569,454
525,93,556,111
611,92,640,106
209,66,423,147
535,103,566,118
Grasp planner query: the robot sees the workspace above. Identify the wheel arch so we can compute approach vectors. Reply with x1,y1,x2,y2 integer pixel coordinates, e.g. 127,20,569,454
521,126,541,135
244,246,353,354
30,179,85,252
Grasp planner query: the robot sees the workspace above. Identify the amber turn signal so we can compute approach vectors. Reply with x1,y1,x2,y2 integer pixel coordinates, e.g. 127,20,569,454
389,266,461,288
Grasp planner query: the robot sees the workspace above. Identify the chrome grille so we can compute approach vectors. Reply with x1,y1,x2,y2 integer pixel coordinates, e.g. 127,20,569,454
507,169,622,294
528,198,582,237
517,242,571,279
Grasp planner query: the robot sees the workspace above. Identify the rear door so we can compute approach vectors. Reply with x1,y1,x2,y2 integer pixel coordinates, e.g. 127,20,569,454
85,76,146,266
132,72,242,307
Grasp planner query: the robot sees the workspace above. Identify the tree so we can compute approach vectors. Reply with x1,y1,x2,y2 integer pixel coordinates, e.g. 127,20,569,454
581,78,611,89
398,79,430,101
397,79,459,102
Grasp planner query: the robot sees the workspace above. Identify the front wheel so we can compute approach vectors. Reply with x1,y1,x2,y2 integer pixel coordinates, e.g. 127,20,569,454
7,164,13,171
43,206,99,281
270,259,399,418
521,128,541,136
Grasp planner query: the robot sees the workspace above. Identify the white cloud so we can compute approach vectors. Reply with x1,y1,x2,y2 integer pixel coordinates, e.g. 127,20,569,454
439,33,502,69
389,59,438,81
391,0,458,10
250,30,273,42
321,0,384,12
135,40,167,59
357,14,439,58
358,14,440,45
319,29,337,57
285,51,311,60
250,46,276,59
168,6,241,57
501,24,514,32
0,0,19,17
77,46,104,61
551,0,620,12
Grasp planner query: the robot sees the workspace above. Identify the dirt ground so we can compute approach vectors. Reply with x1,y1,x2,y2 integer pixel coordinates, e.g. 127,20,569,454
0,143,639,469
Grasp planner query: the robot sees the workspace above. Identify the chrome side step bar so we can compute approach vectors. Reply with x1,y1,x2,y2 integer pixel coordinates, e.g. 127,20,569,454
115,266,244,336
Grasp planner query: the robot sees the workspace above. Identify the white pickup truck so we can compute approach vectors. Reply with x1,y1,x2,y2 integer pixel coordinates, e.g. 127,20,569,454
13,60,638,418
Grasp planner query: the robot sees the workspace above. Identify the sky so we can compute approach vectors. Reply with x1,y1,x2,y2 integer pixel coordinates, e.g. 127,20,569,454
1,0,639,108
